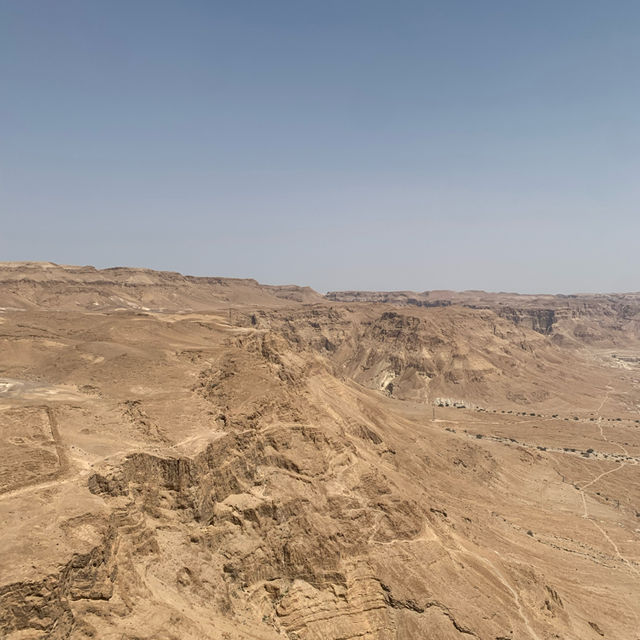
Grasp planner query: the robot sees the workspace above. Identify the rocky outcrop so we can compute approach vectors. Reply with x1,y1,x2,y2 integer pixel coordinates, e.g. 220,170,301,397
0,506,156,639
496,307,557,334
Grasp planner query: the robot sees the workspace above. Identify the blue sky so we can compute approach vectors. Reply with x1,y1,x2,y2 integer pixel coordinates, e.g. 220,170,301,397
1,1,639,292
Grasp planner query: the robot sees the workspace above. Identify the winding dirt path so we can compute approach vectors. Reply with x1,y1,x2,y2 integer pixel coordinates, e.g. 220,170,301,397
575,389,639,577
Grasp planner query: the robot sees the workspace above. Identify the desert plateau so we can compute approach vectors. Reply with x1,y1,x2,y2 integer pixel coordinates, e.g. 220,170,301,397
0,262,639,639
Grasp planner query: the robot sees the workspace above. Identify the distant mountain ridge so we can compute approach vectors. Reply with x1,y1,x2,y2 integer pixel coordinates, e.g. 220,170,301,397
326,288,640,344
0,262,323,311
2,262,640,346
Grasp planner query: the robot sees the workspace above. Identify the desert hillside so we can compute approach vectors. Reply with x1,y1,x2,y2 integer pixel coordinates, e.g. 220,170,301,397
1,263,639,640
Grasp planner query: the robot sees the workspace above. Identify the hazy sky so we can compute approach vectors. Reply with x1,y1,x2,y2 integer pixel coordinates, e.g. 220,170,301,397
1,1,639,293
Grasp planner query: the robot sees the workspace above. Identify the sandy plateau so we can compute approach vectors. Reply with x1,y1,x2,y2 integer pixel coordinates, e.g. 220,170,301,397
1,263,639,639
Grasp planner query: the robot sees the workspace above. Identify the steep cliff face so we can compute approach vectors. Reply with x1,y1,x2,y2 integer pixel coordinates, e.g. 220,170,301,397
496,307,557,335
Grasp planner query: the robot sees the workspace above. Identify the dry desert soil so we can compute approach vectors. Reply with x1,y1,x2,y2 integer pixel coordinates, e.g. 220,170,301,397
1,262,639,639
